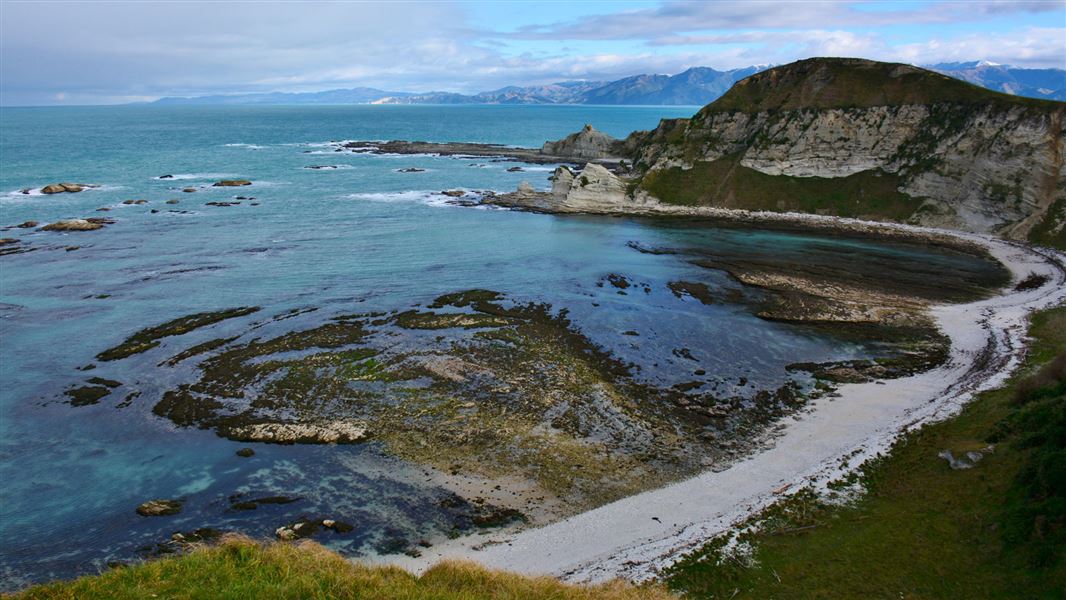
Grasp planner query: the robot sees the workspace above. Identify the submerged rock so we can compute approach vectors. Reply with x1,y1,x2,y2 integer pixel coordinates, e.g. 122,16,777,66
212,180,252,187
65,385,111,406
122,199,148,205
16,221,38,228
229,495,299,511
397,167,425,173
441,189,465,197
136,499,183,517
96,306,260,361
235,447,255,457
182,188,197,193
471,507,527,528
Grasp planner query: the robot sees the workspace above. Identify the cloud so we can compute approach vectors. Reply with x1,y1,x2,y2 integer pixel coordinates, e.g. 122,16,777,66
1,0,1062,105
507,0,1062,41
0,1,479,103
891,27,1066,68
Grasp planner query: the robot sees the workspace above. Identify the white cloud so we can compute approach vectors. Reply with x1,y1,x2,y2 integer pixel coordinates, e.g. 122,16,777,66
0,0,1062,105
508,0,1062,40
889,27,1066,68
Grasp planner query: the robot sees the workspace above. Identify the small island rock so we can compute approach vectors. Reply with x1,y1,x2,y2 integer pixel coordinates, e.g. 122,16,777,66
42,219,104,232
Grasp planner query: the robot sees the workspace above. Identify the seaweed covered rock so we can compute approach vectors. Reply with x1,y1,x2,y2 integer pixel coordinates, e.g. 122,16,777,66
136,499,183,517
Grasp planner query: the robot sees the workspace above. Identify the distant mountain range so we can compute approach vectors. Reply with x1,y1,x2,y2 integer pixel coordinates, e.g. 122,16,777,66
151,61,1065,107
927,61,1065,101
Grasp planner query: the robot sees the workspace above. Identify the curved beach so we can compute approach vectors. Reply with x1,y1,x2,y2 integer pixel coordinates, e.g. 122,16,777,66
390,216,1066,583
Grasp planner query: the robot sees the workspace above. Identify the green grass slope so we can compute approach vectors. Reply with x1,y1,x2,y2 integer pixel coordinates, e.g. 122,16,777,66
665,305,1066,599
12,536,672,600
703,57,1061,114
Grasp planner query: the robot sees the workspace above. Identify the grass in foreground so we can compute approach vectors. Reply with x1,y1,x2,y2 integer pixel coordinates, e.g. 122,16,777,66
13,535,673,600
666,306,1066,599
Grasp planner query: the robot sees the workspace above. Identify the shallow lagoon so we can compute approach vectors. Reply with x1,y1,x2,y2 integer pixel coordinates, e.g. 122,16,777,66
0,105,1008,587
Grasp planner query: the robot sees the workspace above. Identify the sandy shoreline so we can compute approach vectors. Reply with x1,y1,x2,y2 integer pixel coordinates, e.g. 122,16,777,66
380,212,1066,583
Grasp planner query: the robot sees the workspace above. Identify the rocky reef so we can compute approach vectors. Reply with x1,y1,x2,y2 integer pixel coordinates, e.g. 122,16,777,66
77,289,889,519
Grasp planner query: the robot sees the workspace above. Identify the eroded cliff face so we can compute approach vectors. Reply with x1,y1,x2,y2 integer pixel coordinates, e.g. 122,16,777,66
494,164,653,213
629,102,1065,240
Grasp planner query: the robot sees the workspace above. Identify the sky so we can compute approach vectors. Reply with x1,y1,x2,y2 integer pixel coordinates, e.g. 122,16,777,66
1,0,1064,105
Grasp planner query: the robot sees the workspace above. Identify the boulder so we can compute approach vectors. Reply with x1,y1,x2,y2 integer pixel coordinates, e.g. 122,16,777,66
321,519,354,533
41,219,104,231
275,520,319,541
16,221,38,228
441,190,465,197
136,499,183,517
40,183,91,194
158,174,174,179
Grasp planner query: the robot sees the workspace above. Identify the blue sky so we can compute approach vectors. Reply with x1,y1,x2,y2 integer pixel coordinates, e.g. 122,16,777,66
1,0,1064,105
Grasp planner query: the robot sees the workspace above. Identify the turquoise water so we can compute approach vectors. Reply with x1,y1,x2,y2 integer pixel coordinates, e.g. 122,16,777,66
0,105,1006,588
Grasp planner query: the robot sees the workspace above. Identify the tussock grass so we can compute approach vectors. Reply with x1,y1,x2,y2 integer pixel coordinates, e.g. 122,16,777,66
14,535,674,600
665,306,1066,598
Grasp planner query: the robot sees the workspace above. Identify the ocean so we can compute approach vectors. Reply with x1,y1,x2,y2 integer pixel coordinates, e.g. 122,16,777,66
0,104,1008,588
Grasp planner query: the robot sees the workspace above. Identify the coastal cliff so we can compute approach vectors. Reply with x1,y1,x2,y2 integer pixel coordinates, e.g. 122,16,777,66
502,58,1066,248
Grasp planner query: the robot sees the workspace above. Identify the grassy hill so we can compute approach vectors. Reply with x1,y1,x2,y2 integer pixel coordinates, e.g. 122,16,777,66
12,536,671,600
703,57,1060,113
